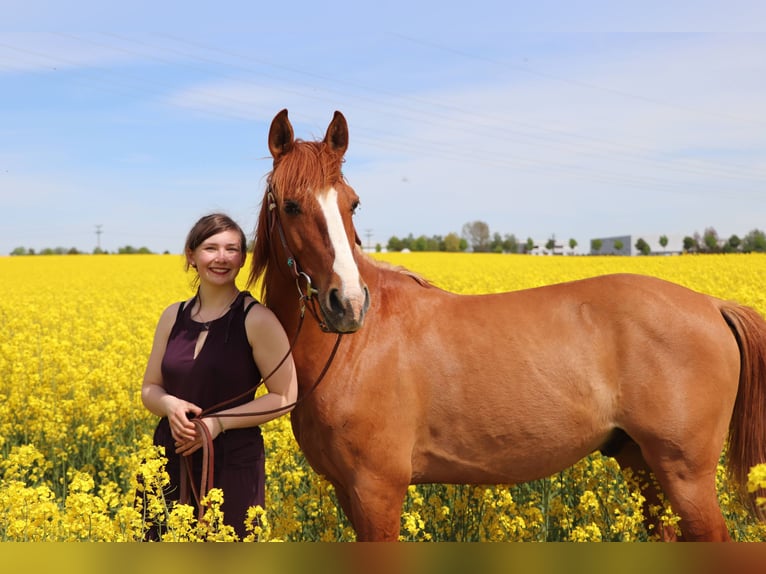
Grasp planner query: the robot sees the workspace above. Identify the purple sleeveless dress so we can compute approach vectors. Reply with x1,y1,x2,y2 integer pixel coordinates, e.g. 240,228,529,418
152,290,265,538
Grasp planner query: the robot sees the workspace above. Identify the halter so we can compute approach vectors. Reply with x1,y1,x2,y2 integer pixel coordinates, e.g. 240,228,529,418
179,188,345,518
267,190,333,332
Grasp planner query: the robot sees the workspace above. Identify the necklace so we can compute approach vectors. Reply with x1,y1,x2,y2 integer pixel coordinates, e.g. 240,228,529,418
193,290,240,331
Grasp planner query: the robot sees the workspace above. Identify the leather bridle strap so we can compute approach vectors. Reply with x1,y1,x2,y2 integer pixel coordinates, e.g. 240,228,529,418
205,329,343,421
267,189,329,331
267,189,300,280
179,418,216,518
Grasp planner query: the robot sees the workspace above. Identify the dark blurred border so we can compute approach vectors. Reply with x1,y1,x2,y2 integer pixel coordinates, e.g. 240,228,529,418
4,541,765,574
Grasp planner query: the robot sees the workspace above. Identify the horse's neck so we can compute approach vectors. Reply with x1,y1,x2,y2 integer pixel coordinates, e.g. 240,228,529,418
264,275,304,335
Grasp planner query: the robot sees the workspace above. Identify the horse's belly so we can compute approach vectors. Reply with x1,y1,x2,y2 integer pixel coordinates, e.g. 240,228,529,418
412,431,608,485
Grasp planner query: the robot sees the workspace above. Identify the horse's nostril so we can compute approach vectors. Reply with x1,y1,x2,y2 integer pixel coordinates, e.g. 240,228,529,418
329,288,344,315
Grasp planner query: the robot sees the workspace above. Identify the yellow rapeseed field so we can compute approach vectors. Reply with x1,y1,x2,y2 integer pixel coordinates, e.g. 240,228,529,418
1,252,765,541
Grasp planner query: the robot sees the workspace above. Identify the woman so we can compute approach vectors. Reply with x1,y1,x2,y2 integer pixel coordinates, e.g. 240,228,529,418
141,213,297,539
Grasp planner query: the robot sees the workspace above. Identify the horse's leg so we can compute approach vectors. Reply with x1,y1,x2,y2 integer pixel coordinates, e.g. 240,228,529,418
650,466,729,541
332,482,410,574
613,441,679,541
637,440,731,542
346,471,408,541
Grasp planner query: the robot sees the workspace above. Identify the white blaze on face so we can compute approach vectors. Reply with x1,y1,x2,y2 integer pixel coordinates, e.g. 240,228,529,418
317,187,365,310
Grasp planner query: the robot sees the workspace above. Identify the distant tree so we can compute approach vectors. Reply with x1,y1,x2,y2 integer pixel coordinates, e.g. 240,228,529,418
503,234,519,254
702,227,719,253
727,234,741,252
386,232,462,252
462,221,491,252
545,236,556,253
613,239,624,253
39,247,68,255
412,235,428,251
682,236,697,253
375,243,382,253
568,238,577,254
67,247,80,255
590,238,602,254
659,235,668,253
524,237,535,254
10,246,28,256
742,229,766,253
117,245,152,254
387,236,405,252
93,246,107,255
444,232,462,252
635,237,651,256
490,232,505,254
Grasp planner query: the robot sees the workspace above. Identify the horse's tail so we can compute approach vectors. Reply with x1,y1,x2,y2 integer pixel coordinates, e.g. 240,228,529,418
720,301,766,520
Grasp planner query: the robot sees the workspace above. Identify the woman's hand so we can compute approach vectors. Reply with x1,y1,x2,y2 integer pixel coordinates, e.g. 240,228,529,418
174,416,221,457
163,396,203,443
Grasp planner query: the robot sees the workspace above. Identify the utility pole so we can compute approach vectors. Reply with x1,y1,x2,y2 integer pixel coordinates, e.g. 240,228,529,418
95,225,103,251
364,228,373,251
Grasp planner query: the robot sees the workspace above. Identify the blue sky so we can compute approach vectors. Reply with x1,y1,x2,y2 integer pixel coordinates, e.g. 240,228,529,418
2,2,765,254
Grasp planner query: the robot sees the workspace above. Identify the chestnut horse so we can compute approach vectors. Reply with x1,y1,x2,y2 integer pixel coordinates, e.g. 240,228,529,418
249,109,766,541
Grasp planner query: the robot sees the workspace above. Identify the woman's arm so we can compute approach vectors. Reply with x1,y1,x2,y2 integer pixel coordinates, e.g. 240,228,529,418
141,302,201,443
219,303,299,429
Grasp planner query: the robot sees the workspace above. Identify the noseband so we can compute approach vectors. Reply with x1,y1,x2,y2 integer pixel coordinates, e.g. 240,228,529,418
179,189,345,518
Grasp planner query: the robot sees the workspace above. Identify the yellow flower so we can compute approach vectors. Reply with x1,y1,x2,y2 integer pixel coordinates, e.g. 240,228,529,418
2,253,766,541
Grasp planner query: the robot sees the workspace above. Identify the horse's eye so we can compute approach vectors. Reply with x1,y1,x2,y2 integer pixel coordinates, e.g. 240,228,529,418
284,200,301,215
351,200,360,215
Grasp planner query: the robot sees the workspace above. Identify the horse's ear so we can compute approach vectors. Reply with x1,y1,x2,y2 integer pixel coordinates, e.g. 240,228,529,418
324,111,348,154
268,109,294,159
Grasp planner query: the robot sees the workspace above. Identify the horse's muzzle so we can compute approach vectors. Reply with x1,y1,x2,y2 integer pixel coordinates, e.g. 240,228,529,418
321,283,370,333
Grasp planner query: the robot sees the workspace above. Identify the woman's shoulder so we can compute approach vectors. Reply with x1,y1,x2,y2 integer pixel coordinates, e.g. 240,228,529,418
241,293,270,321
152,300,187,339
241,291,260,311
242,294,284,333
159,297,194,325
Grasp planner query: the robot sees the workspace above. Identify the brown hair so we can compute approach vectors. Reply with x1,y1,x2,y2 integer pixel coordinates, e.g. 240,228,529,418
184,213,247,272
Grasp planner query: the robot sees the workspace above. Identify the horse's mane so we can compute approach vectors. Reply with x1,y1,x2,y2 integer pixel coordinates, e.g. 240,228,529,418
247,138,432,301
366,256,433,288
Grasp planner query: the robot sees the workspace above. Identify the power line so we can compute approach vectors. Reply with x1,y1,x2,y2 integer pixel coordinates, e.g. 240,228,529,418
2,33,764,202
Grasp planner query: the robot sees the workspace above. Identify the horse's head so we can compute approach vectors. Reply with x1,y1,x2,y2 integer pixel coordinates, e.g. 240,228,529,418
250,109,370,333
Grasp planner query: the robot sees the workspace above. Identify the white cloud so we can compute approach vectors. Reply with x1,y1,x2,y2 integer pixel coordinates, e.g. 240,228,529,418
2,28,764,255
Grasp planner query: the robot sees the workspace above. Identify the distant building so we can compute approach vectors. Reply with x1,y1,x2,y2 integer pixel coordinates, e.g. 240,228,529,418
589,234,685,256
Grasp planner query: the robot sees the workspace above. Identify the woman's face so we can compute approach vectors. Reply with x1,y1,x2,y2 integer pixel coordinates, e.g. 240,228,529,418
188,229,245,286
